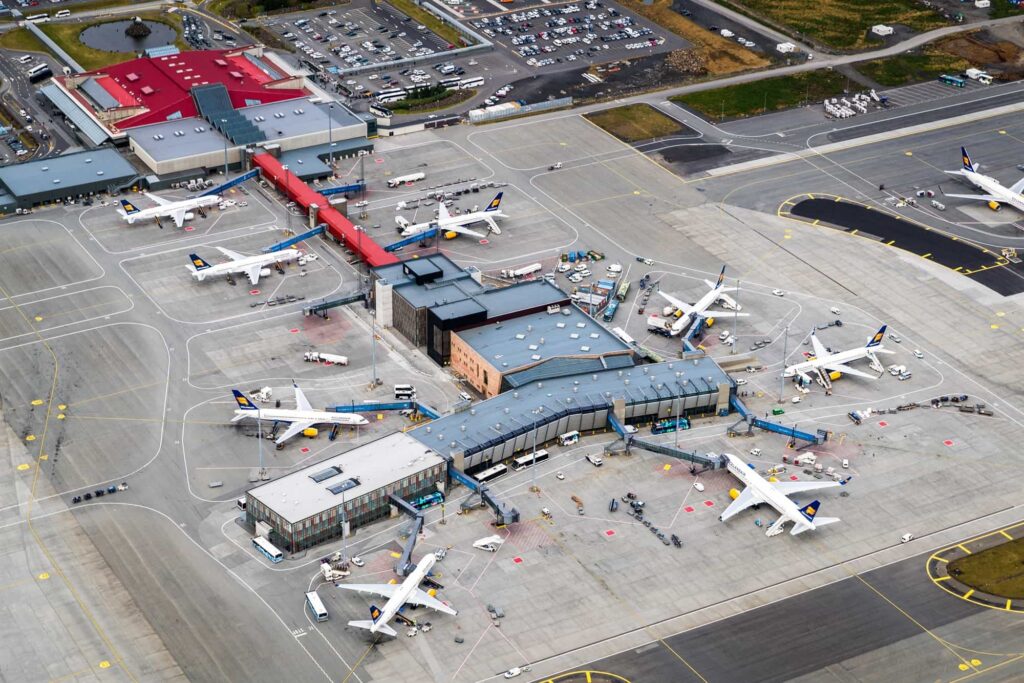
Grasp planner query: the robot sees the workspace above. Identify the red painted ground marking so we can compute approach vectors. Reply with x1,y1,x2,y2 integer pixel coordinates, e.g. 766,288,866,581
703,500,714,507
512,557,523,564
878,420,888,427
375,158,385,164
184,226,195,232
289,328,300,333
301,447,310,454
790,475,799,481
479,239,489,245
249,289,260,295
683,506,695,513
944,440,954,447
604,529,615,536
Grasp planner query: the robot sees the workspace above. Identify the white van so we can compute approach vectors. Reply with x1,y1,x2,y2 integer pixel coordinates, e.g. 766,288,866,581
586,454,603,467
18,55,33,64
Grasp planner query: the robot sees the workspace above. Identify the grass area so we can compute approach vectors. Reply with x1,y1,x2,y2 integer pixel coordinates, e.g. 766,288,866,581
243,23,295,51
386,0,467,49
990,0,1024,18
209,0,348,19
64,0,143,14
585,104,683,143
856,48,971,86
0,27,51,54
726,0,947,51
671,70,847,121
618,0,768,74
949,537,1024,599
39,12,186,71
390,86,473,113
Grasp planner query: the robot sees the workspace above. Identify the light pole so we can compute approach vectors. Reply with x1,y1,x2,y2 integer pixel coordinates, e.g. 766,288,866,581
220,118,228,178
731,279,739,355
282,164,291,232
674,393,682,447
530,411,539,492
327,103,334,171
778,324,790,404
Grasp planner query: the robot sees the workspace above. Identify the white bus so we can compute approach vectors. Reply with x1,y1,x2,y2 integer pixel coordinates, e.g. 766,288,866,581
27,63,49,76
55,9,71,18
475,463,507,483
305,591,329,622
611,327,635,345
558,431,580,447
252,536,283,563
459,77,484,90
394,383,416,399
26,14,49,22
377,92,408,105
512,449,549,471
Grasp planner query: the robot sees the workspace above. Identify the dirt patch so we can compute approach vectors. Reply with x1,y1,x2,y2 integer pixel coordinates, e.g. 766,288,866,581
585,103,685,142
938,32,1024,79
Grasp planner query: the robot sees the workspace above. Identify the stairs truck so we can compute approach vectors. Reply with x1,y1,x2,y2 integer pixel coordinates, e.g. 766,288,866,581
501,263,542,279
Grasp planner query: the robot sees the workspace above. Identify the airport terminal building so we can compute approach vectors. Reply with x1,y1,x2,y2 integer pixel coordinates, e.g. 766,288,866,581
245,433,446,552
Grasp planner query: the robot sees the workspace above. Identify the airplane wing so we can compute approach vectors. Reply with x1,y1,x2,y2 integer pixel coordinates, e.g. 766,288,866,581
444,224,489,239
810,334,828,360
215,246,248,261
294,385,313,412
1009,177,1024,195
481,215,501,235
657,291,693,316
719,487,761,522
244,265,262,286
822,362,875,379
944,193,1001,202
404,588,457,615
144,192,172,207
702,310,750,317
437,202,451,222
336,583,400,600
170,209,187,228
771,480,841,495
275,420,315,445
715,291,740,309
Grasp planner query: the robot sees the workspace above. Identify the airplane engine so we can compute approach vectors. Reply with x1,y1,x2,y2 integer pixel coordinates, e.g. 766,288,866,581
729,488,740,500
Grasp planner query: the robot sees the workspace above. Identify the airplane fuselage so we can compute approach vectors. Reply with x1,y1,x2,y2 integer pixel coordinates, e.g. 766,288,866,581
962,170,1024,212
372,554,436,633
784,346,881,378
232,407,368,427
398,210,507,237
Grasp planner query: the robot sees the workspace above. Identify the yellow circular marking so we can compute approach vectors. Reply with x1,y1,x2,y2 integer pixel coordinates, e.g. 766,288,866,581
58,404,66,410
663,464,671,471
971,659,982,666
783,234,792,239
25,435,35,442
633,190,641,195
559,142,567,146
38,572,49,580
996,311,1006,317
38,454,47,461
959,663,970,671
999,130,1007,135
905,151,913,156
34,316,43,322
17,464,30,471
31,399,44,406
991,324,1000,330
57,414,65,420
99,661,111,669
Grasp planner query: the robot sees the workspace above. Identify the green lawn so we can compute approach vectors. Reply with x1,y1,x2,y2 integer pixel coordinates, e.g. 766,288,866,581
0,27,51,54
989,0,1024,18
390,87,473,113
585,104,683,143
40,13,187,71
856,49,971,87
671,71,847,121
725,0,948,50
949,537,1024,599
386,0,467,49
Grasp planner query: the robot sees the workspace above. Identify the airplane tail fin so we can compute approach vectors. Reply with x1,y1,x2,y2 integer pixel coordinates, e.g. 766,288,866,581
348,619,397,637
485,192,503,212
119,199,139,217
961,146,976,173
799,500,822,522
715,265,726,289
232,389,258,412
866,325,886,348
190,253,212,272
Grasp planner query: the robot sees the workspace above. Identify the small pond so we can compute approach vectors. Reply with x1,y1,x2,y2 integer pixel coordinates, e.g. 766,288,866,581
79,20,176,53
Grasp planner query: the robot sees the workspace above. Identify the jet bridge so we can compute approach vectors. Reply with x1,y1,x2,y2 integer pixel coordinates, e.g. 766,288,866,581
608,413,724,469
446,463,520,526
729,395,827,445
388,493,424,577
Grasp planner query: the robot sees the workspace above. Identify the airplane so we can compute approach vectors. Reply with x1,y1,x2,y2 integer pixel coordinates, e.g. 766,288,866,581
719,453,845,537
188,247,301,286
395,192,506,239
943,146,1024,213
231,384,368,445
649,266,749,336
783,324,893,390
338,553,457,637
118,192,222,228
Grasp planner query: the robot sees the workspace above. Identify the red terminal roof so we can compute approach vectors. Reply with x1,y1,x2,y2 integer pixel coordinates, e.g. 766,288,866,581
65,49,309,131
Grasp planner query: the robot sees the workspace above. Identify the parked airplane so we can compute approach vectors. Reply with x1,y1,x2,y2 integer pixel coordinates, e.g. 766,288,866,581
231,384,368,444
118,193,222,228
944,146,1024,213
339,554,457,637
648,266,749,336
188,247,300,286
784,325,892,389
395,192,506,238
719,453,845,536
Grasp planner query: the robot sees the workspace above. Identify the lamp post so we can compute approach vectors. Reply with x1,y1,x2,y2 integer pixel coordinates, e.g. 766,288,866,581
778,324,790,404
327,103,334,171
282,164,291,232
531,409,540,492
731,279,739,355
220,118,229,178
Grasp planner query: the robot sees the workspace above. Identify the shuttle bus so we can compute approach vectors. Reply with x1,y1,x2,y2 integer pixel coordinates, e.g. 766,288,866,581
938,74,965,88
611,327,635,346
26,14,49,22
305,591,329,622
252,536,283,563
411,491,444,510
602,300,619,322
512,449,549,471
615,281,630,302
652,417,690,434
55,9,71,18
474,463,507,483
27,63,49,76
459,76,484,90
394,383,416,399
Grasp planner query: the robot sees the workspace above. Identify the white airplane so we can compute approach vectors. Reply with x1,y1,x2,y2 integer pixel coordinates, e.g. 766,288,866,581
231,384,368,445
784,325,892,389
339,554,457,637
719,453,845,537
395,192,506,239
118,193,222,228
944,146,1024,213
188,247,301,286
649,266,749,336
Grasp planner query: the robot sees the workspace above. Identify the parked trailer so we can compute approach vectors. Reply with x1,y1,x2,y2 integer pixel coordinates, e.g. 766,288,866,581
500,263,542,279
304,351,349,366
387,172,426,188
